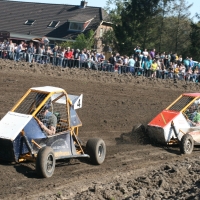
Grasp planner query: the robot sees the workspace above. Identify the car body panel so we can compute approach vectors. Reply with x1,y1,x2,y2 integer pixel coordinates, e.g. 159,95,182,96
148,93,200,144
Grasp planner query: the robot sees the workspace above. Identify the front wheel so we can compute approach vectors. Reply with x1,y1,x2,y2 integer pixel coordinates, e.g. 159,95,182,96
36,146,55,178
180,134,194,154
86,138,106,165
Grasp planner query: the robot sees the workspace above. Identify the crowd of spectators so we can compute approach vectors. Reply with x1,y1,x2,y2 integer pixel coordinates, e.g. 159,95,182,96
0,41,200,82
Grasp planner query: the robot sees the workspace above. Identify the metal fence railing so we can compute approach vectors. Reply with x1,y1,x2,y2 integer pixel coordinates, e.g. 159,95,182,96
0,49,199,82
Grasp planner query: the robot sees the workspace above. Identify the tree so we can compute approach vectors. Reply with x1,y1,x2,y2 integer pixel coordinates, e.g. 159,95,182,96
73,30,95,50
59,41,75,49
168,0,192,53
102,29,118,52
190,18,200,60
106,0,195,57
106,0,168,54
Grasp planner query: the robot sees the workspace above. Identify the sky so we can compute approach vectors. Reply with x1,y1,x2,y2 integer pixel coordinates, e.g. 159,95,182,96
10,0,200,21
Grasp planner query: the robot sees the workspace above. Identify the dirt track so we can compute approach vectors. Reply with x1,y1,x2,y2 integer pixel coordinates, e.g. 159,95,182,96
0,59,200,200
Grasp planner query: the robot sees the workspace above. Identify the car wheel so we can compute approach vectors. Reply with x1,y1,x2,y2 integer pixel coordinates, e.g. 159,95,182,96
180,134,194,154
36,146,55,178
86,138,106,165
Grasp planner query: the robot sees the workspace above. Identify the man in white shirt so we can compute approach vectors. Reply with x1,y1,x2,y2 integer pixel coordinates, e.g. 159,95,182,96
7,40,15,60
143,49,149,58
15,41,24,61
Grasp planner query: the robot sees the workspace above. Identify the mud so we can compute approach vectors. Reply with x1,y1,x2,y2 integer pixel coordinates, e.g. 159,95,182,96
0,59,200,200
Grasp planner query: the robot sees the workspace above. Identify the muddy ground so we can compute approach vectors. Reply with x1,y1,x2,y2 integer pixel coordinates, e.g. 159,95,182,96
0,59,200,200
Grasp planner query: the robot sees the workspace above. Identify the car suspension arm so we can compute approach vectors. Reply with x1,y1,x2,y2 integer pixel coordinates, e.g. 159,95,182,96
171,121,180,142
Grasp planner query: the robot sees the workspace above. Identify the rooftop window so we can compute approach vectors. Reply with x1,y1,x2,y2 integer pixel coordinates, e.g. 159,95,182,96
69,22,84,31
68,18,93,32
47,21,60,28
24,20,35,26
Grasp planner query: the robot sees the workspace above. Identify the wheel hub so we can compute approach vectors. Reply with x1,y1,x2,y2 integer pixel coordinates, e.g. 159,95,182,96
46,154,54,172
98,144,104,158
186,140,192,152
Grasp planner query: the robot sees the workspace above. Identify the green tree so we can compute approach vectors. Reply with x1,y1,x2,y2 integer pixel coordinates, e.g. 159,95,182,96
168,0,192,53
190,17,200,60
102,29,118,53
59,41,75,49
73,30,95,50
59,30,95,50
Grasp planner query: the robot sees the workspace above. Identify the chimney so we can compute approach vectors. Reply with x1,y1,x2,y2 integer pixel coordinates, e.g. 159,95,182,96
80,0,87,8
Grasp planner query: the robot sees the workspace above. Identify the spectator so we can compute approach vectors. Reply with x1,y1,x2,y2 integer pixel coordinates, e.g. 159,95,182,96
73,49,80,68
144,55,152,77
156,58,161,78
128,56,135,74
58,48,65,67
193,67,198,82
45,46,53,64
179,63,186,80
189,57,194,69
52,45,58,66
143,48,149,61
134,46,141,58
160,59,166,79
150,49,156,59
35,43,42,63
115,58,123,73
108,54,115,72
79,50,87,68
7,40,15,60
98,51,105,62
170,53,176,64
178,55,182,64
64,47,73,67
15,41,24,61
135,57,141,75
40,45,45,64
26,42,34,63
151,59,158,78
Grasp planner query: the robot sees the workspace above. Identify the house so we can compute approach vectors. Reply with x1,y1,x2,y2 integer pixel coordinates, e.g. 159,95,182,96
0,0,112,51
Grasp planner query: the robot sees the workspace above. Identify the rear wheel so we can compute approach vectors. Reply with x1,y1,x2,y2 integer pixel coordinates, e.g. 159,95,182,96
86,138,106,165
36,146,55,178
180,134,194,154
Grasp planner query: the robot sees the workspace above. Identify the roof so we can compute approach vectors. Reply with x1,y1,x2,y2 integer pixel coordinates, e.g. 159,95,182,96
183,93,200,97
31,86,65,93
0,0,110,41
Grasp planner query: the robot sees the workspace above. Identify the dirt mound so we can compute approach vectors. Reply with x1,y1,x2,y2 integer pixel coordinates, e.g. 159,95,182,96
35,157,200,200
1,59,200,92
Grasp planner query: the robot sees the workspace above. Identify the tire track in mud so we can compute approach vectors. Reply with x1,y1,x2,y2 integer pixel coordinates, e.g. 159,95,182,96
0,61,200,199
